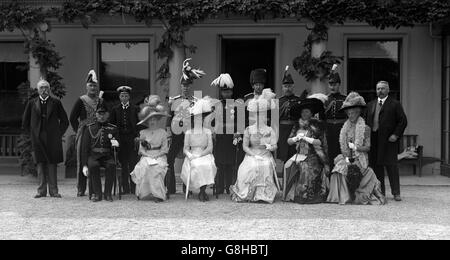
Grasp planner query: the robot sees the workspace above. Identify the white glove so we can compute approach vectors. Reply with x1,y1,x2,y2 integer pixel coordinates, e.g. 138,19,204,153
303,137,315,144
264,144,273,150
348,142,357,151
82,166,89,177
111,139,120,147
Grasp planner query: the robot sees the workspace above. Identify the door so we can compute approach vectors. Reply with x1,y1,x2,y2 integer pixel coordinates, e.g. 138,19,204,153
221,38,276,99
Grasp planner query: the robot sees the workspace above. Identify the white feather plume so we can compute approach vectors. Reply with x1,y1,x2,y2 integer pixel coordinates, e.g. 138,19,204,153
87,69,98,83
331,64,338,72
211,73,234,89
182,58,205,81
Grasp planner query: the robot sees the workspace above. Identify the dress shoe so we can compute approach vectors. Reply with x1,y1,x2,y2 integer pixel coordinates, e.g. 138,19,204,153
50,194,62,198
34,194,46,199
105,195,113,202
91,195,101,202
394,195,402,201
77,192,85,197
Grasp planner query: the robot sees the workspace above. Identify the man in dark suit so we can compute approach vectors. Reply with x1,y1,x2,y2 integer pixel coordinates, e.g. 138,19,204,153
22,79,69,198
110,86,139,195
367,81,407,201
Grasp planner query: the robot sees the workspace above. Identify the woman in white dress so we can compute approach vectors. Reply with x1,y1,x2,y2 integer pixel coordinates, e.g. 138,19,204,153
230,89,280,203
130,103,169,202
181,97,217,202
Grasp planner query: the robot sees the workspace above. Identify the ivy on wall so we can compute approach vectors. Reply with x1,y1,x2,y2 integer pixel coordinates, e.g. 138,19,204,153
0,0,449,174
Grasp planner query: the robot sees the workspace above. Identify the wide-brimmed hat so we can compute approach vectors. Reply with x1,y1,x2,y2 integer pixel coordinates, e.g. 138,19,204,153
190,97,213,117
290,93,327,120
339,92,366,112
137,105,168,125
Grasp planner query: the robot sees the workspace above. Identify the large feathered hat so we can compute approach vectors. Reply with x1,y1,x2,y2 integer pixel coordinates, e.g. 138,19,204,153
211,73,234,89
96,99,109,113
328,64,341,85
247,88,276,113
190,97,213,117
282,66,294,85
137,104,168,126
86,69,98,84
249,68,267,85
181,58,205,85
339,92,366,112
290,93,327,120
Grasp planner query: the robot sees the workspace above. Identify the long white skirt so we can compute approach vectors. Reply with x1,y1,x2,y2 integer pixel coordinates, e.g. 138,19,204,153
181,154,217,191
230,154,278,203
131,156,168,200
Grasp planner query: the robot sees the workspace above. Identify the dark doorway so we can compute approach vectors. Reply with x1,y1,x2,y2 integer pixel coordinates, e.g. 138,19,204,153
221,38,276,99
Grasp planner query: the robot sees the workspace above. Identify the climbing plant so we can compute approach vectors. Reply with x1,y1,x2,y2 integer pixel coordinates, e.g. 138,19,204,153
1,0,450,174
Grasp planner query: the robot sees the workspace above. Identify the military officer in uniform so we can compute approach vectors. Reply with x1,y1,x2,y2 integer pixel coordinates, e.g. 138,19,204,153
325,64,347,165
211,73,241,194
110,86,139,194
166,58,204,194
277,66,301,162
81,101,119,202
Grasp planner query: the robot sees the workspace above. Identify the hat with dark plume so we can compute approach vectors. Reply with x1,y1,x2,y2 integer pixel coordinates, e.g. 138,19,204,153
249,68,267,85
211,73,234,89
117,86,132,94
339,92,366,112
86,69,98,84
282,66,294,85
181,58,205,85
328,64,341,85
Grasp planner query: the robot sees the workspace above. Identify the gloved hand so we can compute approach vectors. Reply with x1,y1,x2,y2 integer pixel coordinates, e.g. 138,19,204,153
264,144,273,150
302,137,315,144
348,142,357,151
111,139,120,147
82,166,89,177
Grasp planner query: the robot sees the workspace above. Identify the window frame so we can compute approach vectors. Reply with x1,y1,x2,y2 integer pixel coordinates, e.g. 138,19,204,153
343,33,408,107
92,34,156,103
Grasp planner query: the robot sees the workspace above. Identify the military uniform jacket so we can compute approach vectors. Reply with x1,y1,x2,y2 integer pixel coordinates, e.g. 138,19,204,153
279,94,301,123
325,93,347,121
81,122,119,166
110,103,139,137
167,95,198,133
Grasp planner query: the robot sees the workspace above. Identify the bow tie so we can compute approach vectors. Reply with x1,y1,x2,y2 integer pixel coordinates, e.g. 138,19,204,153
122,104,129,110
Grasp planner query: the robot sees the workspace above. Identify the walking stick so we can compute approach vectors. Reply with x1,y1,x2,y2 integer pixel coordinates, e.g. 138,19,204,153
113,145,122,200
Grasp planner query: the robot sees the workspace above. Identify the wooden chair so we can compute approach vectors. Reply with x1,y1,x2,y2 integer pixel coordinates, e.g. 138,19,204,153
398,135,423,177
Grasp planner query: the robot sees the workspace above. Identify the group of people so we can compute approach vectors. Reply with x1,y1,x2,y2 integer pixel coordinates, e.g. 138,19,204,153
22,58,409,205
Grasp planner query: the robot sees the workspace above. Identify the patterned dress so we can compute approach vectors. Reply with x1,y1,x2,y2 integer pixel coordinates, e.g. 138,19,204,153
131,128,168,200
283,120,329,204
327,117,385,205
230,124,279,203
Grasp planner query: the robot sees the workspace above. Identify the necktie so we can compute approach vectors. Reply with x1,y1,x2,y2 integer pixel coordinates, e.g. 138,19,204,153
373,100,383,132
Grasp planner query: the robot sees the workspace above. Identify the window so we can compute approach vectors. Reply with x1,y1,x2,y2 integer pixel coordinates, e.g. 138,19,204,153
98,40,150,107
347,40,401,102
0,42,28,134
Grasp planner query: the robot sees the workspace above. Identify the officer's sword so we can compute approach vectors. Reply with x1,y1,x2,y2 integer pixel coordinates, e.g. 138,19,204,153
113,144,122,200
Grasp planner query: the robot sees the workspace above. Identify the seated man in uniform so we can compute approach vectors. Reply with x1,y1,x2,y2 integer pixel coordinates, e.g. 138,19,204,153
81,101,119,202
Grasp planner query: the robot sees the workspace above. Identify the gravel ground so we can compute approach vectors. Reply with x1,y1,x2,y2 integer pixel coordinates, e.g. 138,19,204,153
0,183,449,240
